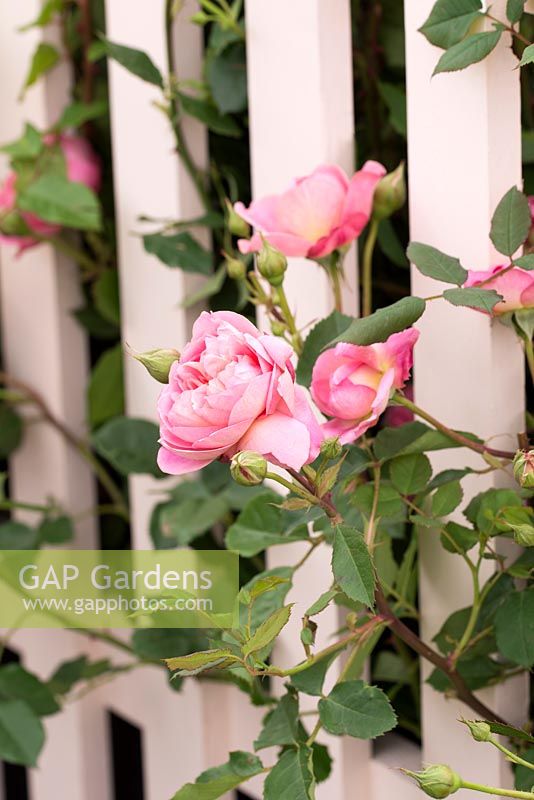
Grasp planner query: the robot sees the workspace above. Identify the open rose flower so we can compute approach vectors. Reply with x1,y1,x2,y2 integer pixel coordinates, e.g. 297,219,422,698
157,311,323,475
311,329,419,444
0,134,101,254
464,265,534,316
234,161,386,259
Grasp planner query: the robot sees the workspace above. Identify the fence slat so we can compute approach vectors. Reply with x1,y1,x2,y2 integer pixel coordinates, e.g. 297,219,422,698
103,2,225,796
0,6,106,799
242,3,374,798
405,1,528,792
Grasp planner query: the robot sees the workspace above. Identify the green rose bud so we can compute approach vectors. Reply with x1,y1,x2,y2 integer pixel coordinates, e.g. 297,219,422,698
230,451,268,486
403,765,461,798
464,720,492,742
320,436,342,460
133,348,180,383
225,256,247,281
372,162,406,221
0,210,29,236
513,450,534,489
270,320,287,337
257,238,288,287
225,199,250,239
513,524,534,547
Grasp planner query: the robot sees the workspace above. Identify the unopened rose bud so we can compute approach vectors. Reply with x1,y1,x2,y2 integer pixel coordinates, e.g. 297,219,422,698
464,720,492,742
403,765,461,798
226,200,250,239
133,348,180,383
513,524,534,547
372,162,406,221
270,320,287,336
225,255,246,281
230,451,267,486
513,450,534,489
257,239,287,287
320,437,342,461
0,210,29,236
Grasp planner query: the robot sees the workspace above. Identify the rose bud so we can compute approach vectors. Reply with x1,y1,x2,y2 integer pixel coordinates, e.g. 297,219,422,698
225,199,250,239
257,238,288,286
513,525,534,547
133,348,180,384
230,451,268,486
463,720,492,742
513,449,534,489
225,255,247,281
320,437,343,461
372,162,406,221
402,765,461,798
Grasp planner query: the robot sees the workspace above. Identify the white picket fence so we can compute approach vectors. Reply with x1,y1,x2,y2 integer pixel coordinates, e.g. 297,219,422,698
0,0,529,798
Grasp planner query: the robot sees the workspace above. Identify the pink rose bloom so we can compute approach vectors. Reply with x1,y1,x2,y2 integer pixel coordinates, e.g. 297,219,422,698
310,329,419,444
464,265,534,315
234,161,386,259
0,134,101,254
157,311,323,475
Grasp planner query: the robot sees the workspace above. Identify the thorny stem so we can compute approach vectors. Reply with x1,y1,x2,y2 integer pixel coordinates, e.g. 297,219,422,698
459,779,534,799
364,463,381,551
285,463,510,727
485,12,531,46
164,0,211,210
362,217,379,317
0,371,129,520
490,738,534,772
523,336,534,386
274,285,304,354
394,393,516,460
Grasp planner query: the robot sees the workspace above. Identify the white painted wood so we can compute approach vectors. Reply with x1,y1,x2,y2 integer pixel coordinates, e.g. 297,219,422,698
105,0,209,549
0,6,105,800
243,3,369,798
405,2,527,794
104,2,224,796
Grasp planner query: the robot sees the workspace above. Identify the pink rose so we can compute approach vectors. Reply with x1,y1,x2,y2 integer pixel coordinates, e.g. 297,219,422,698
157,311,323,475
0,134,101,254
310,329,419,444
464,265,534,315
234,161,386,259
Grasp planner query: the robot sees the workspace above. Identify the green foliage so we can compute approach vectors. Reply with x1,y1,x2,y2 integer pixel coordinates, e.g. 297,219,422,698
495,588,534,668
206,42,247,114
92,417,162,477
431,480,463,517
330,297,426,347
93,270,121,326
143,232,213,273
99,37,164,87
263,747,315,800
165,650,240,676
419,0,483,49
87,344,124,429
1,123,43,159
390,453,432,494
407,242,467,285
21,42,60,96
331,525,375,607
178,93,241,137
490,187,531,256
242,604,293,658
318,680,397,738
290,653,338,697
442,287,503,313
254,692,299,750
433,31,502,76
0,404,23,458
171,751,264,800
0,521,38,549
38,515,74,545
0,699,44,767
47,656,114,696
18,174,102,231
296,310,351,386
519,43,534,67
55,100,109,130
507,0,526,23
0,665,59,716
225,493,310,556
